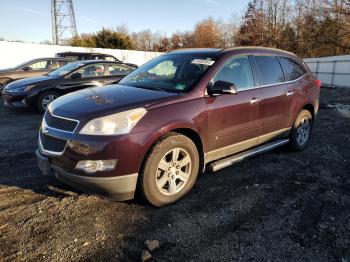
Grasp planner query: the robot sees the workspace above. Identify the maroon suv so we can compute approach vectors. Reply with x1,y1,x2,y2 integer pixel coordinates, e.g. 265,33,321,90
36,47,320,206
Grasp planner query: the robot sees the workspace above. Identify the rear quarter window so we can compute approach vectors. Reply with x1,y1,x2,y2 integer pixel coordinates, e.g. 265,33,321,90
278,57,307,81
254,56,285,86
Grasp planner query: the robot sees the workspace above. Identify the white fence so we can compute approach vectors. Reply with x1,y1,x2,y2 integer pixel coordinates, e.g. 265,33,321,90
304,55,350,88
0,41,162,69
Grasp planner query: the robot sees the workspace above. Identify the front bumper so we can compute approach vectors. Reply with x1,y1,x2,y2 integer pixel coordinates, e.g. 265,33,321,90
36,149,138,201
2,92,30,109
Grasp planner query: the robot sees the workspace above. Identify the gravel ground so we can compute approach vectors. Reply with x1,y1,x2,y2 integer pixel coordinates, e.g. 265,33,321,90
0,88,349,262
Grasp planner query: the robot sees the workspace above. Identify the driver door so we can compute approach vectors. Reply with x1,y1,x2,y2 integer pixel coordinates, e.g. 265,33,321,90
206,55,261,162
58,63,110,94
22,59,53,77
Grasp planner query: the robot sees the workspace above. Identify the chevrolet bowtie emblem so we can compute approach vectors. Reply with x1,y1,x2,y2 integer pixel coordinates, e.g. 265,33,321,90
86,95,113,105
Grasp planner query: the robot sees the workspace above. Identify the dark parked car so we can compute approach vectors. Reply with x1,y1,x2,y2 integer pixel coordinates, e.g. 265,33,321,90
36,47,320,206
0,57,71,92
3,60,135,113
56,51,138,68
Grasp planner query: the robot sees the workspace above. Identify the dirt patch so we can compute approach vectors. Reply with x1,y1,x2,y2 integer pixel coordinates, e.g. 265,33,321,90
0,88,349,261
326,103,350,118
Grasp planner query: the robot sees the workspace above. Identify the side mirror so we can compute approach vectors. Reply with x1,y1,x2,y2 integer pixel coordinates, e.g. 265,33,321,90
22,66,32,71
70,72,82,79
208,80,237,96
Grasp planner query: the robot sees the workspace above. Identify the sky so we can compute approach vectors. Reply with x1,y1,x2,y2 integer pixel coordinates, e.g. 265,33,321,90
0,0,250,43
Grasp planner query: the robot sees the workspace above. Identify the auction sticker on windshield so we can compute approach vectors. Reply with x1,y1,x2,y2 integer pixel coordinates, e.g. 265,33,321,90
191,59,215,66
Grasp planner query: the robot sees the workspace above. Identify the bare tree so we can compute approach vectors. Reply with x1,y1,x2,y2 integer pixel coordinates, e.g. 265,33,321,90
193,17,221,48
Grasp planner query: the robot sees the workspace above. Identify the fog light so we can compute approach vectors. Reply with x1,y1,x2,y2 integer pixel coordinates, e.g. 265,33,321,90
76,160,117,174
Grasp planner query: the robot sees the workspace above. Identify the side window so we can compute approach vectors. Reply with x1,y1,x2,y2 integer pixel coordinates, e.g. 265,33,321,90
213,56,254,91
27,60,48,70
52,60,69,70
278,57,306,81
77,64,105,77
254,56,285,85
105,56,117,61
108,64,133,76
46,60,56,69
64,55,79,61
56,60,69,69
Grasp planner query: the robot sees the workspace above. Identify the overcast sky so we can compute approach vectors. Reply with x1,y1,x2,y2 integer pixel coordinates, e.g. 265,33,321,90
0,0,250,43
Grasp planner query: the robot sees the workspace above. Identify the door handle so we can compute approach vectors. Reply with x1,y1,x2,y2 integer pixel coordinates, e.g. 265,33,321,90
286,91,295,96
250,97,260,104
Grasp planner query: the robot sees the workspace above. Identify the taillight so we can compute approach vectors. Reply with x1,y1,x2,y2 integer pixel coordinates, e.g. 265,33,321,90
315,79,321,88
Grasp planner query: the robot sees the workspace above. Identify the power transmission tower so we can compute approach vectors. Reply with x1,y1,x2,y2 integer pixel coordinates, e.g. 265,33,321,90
51,0,78,45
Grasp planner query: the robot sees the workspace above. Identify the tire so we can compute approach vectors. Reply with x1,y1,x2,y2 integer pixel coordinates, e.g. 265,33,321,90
0,78,12,91
36,91,60,114
289,109,313,151
139,132,200,207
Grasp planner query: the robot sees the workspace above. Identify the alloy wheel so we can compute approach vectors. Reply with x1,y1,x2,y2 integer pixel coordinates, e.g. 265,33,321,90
41,94,58,110
155,148,192,196
296,117,310,146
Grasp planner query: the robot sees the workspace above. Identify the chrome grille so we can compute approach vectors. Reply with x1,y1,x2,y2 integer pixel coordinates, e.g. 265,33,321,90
44,111,78,132
39,132,67,154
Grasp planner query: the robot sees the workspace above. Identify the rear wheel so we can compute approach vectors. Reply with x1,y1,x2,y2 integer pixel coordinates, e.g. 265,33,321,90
139,132,200,207
289,109,313,151
0,78,12,91
37,91,60,114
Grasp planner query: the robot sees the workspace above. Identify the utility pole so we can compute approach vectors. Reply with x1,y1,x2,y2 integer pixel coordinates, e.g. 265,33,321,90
51,0,78,45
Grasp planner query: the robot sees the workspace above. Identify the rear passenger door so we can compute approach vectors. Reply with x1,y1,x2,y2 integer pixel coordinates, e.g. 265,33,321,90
206,55,260,162
252,55,292,139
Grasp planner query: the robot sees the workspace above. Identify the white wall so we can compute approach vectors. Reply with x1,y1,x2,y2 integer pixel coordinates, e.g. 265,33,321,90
304,55,350,88
0,41,163,69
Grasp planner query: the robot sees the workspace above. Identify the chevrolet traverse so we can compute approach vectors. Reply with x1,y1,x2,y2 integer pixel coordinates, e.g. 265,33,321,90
36,47,320,207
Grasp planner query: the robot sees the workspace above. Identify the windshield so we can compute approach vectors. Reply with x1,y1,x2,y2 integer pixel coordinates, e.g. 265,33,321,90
119,54,216,93
47,62,85,77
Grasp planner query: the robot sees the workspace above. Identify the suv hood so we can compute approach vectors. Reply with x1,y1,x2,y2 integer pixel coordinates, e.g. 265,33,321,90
50,84,180,120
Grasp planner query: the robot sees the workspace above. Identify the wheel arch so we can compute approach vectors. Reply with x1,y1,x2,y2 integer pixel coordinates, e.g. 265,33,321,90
0,77,13,86
302,103,315,119
171,128,205,173
0,77,13,81
38,87,64,96
139,126,206,178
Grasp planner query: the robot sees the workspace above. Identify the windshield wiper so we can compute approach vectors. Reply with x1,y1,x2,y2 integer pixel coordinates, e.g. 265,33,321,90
119,83,168,92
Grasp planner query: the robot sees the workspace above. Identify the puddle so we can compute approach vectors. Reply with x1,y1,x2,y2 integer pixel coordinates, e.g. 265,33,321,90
326,103,350,118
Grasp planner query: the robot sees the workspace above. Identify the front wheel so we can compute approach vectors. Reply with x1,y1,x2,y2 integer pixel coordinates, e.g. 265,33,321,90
0,78,12,91
139,132,200,207
289,109,313,151
37,91,60,114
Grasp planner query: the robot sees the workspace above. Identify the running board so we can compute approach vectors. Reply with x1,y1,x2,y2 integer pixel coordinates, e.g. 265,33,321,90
209,139,289,172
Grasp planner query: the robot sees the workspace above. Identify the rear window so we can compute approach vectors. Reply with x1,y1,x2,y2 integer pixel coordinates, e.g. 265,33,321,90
254,56,285,86
278,57,307,81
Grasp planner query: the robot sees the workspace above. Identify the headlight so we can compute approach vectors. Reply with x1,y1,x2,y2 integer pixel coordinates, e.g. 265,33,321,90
79,108,147,136
6,84,35,92
24,84,36,92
